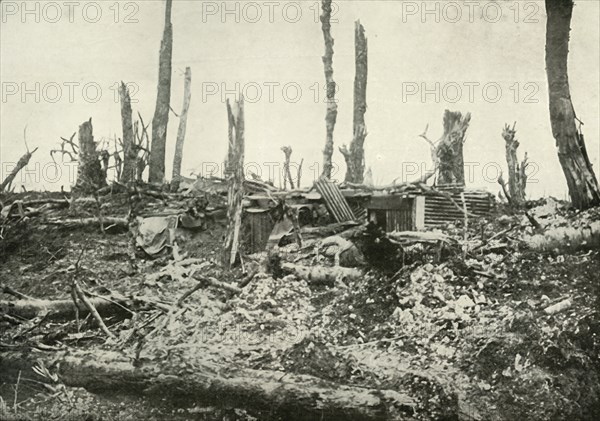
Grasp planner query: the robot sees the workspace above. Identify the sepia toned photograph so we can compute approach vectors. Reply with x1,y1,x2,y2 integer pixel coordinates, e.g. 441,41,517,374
0,0,599,419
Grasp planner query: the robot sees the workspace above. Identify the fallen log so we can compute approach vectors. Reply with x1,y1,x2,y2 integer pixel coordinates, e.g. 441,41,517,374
0,295,130,320
281,263,363,286
43,217,129,230
0,349,417,421
387,231,456,245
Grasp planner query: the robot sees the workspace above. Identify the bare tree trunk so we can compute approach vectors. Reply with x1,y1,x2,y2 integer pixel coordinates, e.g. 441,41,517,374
545,0,600,209
171,67,192,189
340,21,368,184
222,97,245,268
149,0,173,184
502,122,527,205
74,119,106,193
281,146,294,190
320,0,338,179
119,82,135,183
435,110,471,187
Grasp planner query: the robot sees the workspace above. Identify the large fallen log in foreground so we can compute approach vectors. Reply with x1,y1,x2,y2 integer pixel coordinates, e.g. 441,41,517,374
0,349,417,421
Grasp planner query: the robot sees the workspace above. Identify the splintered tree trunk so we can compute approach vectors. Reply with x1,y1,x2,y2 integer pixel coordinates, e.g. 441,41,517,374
119,82,135,183
149,0,173,184
435,110,471,187
502,123,527,205
281,146,294,190
74,118,106,193
320,0,338,179
340,21,368,184
172,67,192,188
223,97,245,268
545,0,600,209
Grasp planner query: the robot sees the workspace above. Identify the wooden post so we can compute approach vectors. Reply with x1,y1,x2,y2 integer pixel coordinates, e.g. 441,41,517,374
74,118,106,193
148,0,173,184
340,20,368,184
172,67,192,188
319,0,338,179
222,97,245,268
502,122,527,206
119,82,135,183
281,146,294,190
435,110,471,187
545,0,600,209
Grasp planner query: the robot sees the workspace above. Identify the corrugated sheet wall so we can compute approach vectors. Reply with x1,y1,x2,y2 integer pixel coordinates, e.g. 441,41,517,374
424,191,494,227
314,179,356,222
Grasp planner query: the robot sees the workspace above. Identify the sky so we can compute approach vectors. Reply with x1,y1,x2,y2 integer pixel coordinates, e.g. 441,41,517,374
1,0,599,199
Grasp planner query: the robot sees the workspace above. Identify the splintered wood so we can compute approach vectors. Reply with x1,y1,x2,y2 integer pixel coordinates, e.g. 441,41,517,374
222,97,245,268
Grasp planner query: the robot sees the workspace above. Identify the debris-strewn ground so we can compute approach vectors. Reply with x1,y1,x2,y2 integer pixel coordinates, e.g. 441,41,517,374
1,192,599,420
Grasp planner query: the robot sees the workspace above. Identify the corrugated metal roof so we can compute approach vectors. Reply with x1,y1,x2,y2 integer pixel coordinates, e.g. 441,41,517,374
314,179,356,223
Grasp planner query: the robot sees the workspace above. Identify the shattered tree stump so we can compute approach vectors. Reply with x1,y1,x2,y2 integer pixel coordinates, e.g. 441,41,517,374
222,97,245,268
73,118,107,194
340,20,368,184
435,110,471,187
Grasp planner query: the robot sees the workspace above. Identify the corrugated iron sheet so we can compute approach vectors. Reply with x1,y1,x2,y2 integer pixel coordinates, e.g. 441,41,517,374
314,179,356,222
424,190,494,227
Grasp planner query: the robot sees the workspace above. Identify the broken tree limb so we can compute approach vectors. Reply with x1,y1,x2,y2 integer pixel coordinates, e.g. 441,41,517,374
222,97,245,268
72,279,115,339
320,0,338,179
172,66,192,187
0,146,38,192
191,273,242,294
43,217,128,230
0,349,417,421
281,263,363,286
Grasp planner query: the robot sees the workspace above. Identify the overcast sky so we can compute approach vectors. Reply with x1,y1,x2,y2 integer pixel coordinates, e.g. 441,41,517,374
1,0,599,198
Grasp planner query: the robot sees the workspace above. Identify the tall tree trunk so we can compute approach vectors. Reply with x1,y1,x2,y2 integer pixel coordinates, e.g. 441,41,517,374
545,0,600,209
502,122,527,205
171,67,192,188
340,21,368,184
435,110,471,187
149,0,173,184
119,82,135,183
222,97,245,268
74,118,106,193
320,0,338,179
